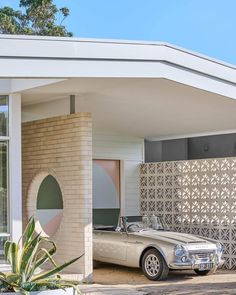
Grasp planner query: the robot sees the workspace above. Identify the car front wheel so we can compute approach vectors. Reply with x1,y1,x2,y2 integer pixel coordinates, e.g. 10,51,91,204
141,249,169,281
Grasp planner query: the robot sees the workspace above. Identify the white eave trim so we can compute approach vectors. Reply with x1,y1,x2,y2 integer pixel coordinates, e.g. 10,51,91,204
0,34,235,69
0,35,235,98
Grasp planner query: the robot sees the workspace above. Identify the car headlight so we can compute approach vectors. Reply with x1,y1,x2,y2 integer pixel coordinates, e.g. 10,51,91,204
216,242,223,254
174,244,188,257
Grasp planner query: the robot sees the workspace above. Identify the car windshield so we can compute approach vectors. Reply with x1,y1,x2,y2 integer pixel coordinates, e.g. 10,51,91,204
123,215,169,232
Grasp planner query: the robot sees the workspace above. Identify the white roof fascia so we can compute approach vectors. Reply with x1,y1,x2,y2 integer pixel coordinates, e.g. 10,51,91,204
0,35,235,98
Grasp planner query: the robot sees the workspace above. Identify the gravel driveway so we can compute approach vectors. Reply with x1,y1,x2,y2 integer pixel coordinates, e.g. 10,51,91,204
81,263,236,295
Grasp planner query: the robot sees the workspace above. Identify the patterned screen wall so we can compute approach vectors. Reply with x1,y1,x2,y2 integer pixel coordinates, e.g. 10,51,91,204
140,158,236,269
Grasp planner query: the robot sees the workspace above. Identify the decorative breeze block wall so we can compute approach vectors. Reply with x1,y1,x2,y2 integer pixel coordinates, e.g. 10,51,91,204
22,113,92,280
140,158,236,269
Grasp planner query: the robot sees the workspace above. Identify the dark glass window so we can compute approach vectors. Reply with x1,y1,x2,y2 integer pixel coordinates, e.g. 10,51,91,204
0,142,8,260
0,96,8,136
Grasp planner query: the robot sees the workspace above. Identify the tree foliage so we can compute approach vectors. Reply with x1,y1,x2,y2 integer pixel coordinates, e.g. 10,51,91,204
0,0,72,36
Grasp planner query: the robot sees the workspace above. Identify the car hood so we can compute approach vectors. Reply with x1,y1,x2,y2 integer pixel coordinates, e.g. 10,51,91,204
132,230,215,247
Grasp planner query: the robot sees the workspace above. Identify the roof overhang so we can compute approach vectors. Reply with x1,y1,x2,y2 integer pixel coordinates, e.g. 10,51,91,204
0,35,235,100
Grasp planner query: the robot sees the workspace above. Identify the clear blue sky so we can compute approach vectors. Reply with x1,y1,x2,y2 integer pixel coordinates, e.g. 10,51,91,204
1,0,236,65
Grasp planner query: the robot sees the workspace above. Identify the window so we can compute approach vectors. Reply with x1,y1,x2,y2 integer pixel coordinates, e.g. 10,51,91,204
0,96,8,136
0,96,9,262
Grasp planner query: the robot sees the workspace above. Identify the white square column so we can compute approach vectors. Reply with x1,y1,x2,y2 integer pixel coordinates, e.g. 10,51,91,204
9,93,22,242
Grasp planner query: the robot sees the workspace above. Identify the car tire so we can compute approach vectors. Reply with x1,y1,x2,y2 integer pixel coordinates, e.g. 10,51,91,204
194,269,213,276
141,249,169,281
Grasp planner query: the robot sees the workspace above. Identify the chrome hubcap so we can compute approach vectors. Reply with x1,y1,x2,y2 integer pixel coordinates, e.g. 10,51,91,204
144,254,160,277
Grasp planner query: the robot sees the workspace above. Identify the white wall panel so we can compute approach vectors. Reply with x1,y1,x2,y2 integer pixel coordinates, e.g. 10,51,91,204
93,132,144,215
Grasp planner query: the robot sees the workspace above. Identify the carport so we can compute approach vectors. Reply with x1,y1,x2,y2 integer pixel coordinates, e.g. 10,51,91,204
0,35,236,278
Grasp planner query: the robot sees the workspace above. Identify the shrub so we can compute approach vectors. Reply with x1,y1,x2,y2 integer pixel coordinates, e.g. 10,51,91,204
0,217,82,294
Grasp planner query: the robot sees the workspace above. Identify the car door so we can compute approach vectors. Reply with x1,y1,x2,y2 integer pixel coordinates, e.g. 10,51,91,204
94,230,128,262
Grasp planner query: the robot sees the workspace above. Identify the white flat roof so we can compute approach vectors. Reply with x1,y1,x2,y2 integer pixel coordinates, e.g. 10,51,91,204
0,34,235,99
0,34,235,70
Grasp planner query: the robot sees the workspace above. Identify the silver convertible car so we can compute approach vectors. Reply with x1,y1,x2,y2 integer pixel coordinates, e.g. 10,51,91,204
93,215,224,281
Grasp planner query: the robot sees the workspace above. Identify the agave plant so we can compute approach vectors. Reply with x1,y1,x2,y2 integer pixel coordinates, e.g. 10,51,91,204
0,217,82,294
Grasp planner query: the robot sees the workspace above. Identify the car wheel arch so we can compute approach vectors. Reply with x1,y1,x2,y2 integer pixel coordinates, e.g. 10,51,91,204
139,245,168,267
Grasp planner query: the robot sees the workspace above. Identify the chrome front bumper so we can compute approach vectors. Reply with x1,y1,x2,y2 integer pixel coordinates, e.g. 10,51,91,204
169,259,225,270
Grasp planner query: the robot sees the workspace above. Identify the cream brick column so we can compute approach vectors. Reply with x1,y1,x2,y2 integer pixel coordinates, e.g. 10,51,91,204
22,113,92,280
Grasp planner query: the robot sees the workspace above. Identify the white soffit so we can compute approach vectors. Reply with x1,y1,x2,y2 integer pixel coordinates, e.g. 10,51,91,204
11,79,66,92
21,78,236,140
0,35,234,99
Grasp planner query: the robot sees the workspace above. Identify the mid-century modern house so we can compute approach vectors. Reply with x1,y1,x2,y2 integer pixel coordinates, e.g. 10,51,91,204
0,34,236,280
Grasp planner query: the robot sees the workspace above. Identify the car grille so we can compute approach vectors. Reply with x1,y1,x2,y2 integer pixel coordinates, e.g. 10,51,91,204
189,251,214,260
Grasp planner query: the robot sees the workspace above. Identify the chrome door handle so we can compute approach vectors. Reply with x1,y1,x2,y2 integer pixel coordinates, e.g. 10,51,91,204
125,241,143,244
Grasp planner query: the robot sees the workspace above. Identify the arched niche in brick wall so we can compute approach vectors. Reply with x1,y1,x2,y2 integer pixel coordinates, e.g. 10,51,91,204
26,171,64,237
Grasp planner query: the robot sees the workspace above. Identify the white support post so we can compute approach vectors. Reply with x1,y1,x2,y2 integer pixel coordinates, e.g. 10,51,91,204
9,93,22,243
120,160,126,216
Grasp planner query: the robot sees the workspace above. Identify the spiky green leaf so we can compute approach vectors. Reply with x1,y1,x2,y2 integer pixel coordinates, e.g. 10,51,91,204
32,255,83,282
11,242,19,273
0,275,17,288
19,233,41,275
4,240,11,262
34,239,57,269
24,217,35,245
0,271,6,278
27,247,58,281
5,273,20,284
